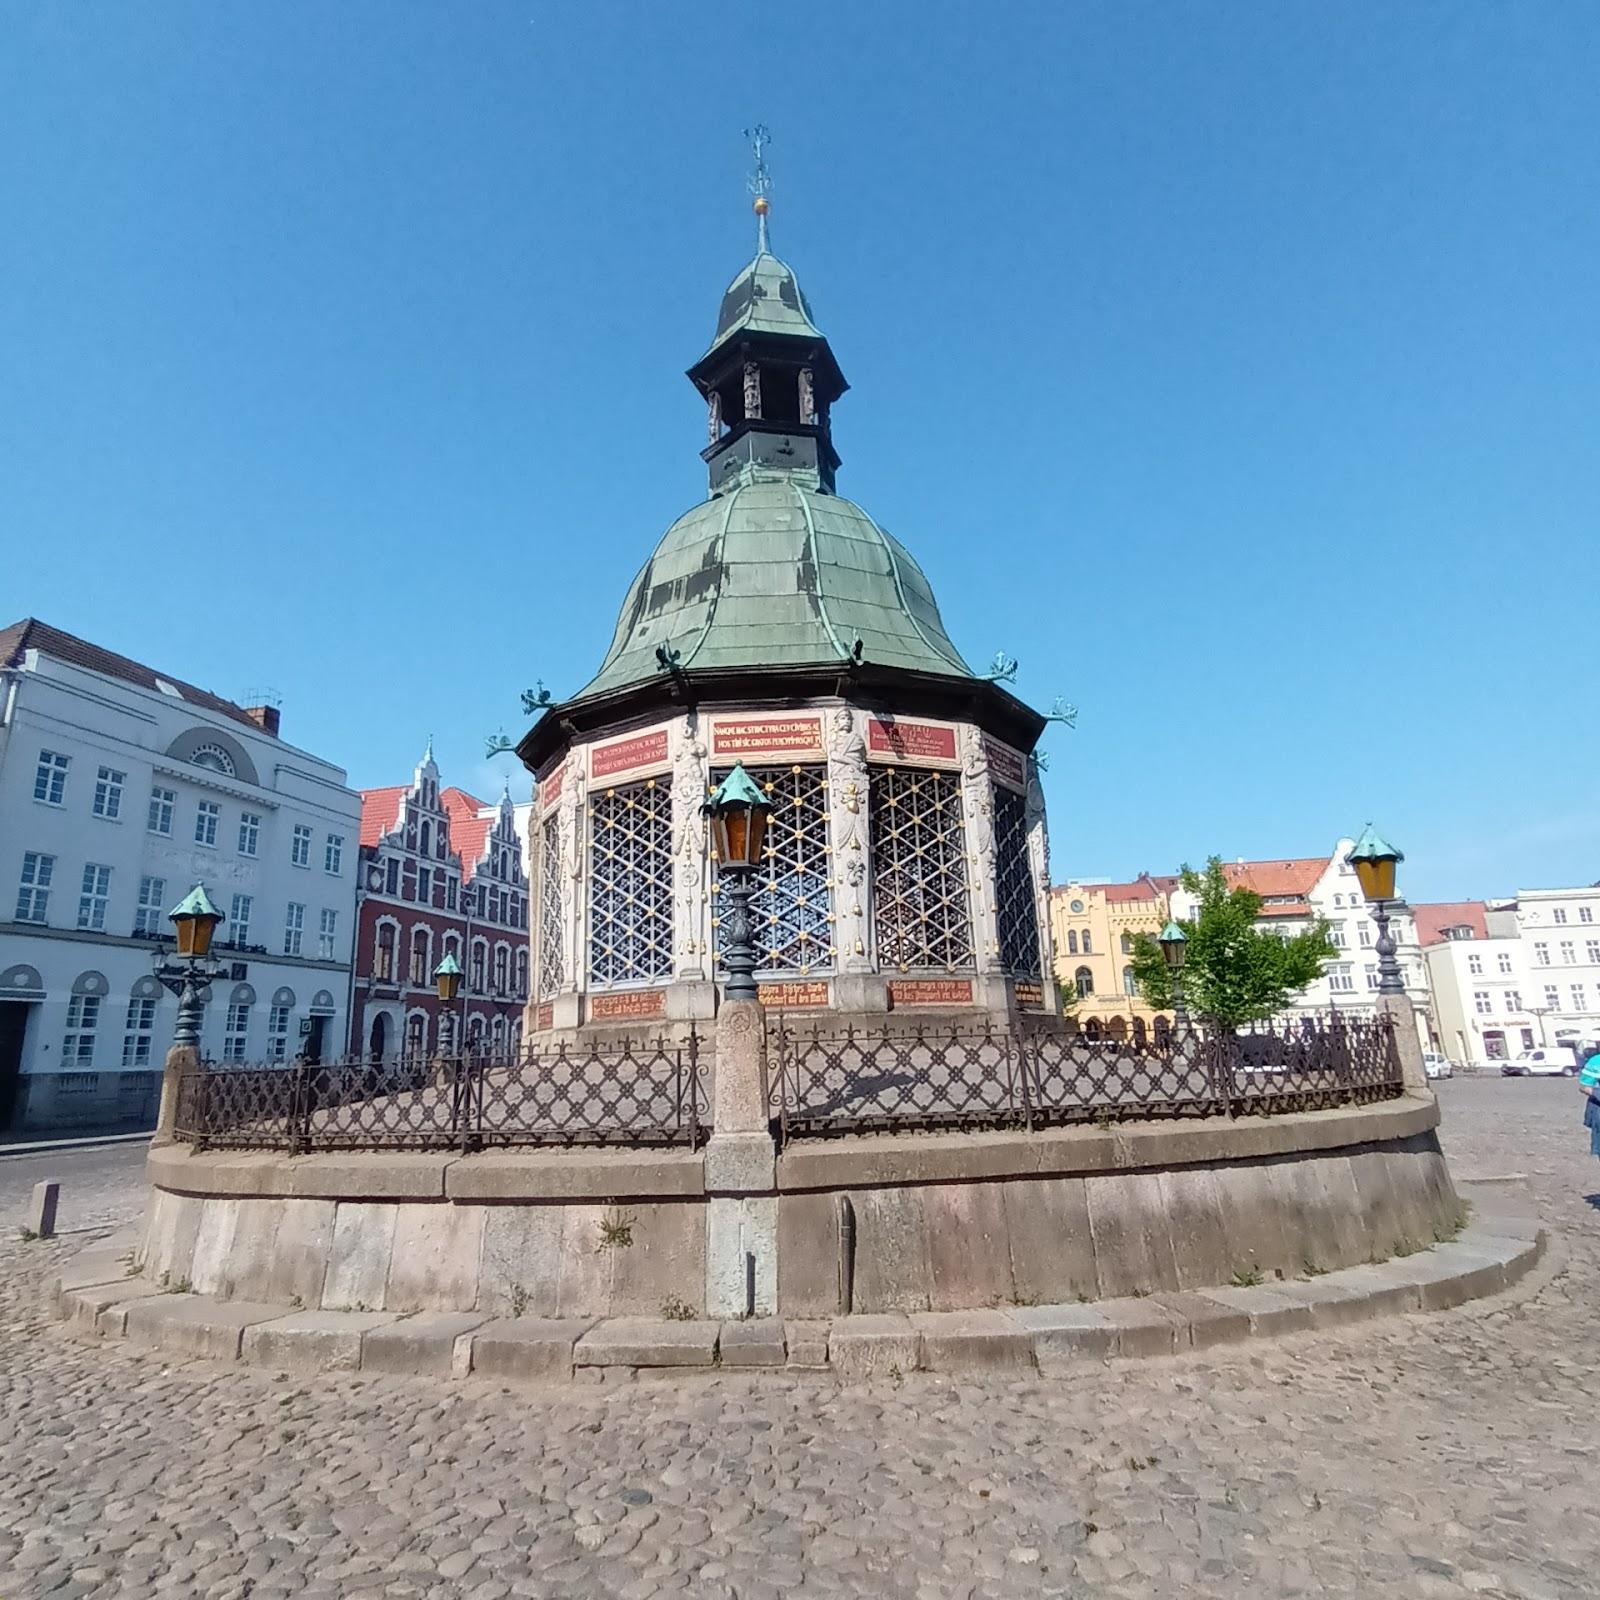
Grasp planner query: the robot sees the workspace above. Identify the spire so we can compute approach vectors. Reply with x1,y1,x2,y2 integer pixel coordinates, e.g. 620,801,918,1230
745,122,773,253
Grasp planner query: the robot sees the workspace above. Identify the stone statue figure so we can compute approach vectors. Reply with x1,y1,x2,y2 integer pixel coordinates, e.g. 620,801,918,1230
743,361,762,421
798,366,815,426
827,706,872,966
671,727,709,972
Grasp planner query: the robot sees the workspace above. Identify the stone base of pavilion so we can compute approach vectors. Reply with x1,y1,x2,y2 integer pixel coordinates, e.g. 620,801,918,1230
54,1178,1545,1379
122,1090,1466,1322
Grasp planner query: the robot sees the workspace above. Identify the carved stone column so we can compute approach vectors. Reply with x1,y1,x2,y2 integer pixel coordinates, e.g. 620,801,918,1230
707,389,722,447
825,707,872,975
961,727,1005,977
670,721,710,980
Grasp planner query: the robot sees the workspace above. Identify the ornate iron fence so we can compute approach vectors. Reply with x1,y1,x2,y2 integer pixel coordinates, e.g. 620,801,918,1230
769,1012,1403,1139
173,1035,707,1152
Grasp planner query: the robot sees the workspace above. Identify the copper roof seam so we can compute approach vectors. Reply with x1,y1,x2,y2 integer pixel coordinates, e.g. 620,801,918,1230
676,481,746,673
795,483,853,664
854,506,970,675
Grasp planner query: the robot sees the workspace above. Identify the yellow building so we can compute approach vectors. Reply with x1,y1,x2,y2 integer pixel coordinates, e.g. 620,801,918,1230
1049,875,1176,1043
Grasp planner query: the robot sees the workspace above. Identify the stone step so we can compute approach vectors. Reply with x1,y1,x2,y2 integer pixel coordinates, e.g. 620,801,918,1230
55,1221,1542,1382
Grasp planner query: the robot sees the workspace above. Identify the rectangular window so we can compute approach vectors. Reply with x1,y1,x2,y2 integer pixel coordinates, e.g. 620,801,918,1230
1330,924,1347,949
283,901,305,956
471,941,486,992
1358,923,1371,947
134,875,167,935
418,867,431,904
1467,954,1483,975
62,995,100,1067
195,800,220,846
1328,963,1356,994
77,863,111,931
291,824,312,867
1364,966,1379,990
224,1002,250,1062
230,893,253,947
1554,908,1568,925
1473,990,1492,1015
266,1004,290,1062
93,766,125,819
148,786,175,835
446,877,457,911
1573,985,1589,1012
1535,943,1550,966
58,1072,100,1095
1545,984,1560,1008
1497,952,1513,975
122,997,157,1068
238,813,261,856
1580,907,1594,925
1560,941,1576,964
324,835,343,875
34,750,69,805
1505,990,1522,1011
385,858,399,896
318,908,337,960
1588,941,1600,965
15,852,55,923
375,925,395,981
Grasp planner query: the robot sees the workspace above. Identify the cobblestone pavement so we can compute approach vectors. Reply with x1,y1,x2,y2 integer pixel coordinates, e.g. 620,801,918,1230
0,1141,149,1235
2,1080,1596,1600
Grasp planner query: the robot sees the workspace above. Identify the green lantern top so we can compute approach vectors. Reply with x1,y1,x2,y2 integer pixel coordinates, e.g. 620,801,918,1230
705,763,767,812
433,952,463,978
168,883,224,923
1346,824,1404,866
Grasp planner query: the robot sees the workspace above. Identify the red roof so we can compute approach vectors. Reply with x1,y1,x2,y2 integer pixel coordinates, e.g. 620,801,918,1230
358,787,409,848
1,617,264,731
1223,857,1328,898
1102,872,1180,905
442,787,494,881
1413,901,1488,946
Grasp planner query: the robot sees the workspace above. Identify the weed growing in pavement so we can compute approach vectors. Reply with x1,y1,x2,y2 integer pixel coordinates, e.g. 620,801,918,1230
1230,1264,1265,1288
596,1210,636,1251
18,1227,38,1243
658,1294,695,1321
509,1283,530,1318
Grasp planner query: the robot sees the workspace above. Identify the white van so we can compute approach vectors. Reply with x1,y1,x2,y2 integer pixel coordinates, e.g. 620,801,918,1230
1500,1047,1575,1077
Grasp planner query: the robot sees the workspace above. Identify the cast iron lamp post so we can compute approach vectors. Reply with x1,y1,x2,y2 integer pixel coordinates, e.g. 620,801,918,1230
1158,919,1189,1029
434,952,464,1056
704,763,773,1002
1347,825,1406,997
152,884,225,1048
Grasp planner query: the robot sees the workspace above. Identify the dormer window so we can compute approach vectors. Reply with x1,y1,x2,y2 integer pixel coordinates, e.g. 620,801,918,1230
191,742,236,776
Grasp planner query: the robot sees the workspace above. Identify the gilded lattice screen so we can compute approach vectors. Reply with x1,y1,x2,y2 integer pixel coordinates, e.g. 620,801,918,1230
588,779,673,986
869,766,974,971
537,813,564,999
992,785,1041,978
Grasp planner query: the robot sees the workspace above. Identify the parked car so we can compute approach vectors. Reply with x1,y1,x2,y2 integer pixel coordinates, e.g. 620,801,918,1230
1500,1047,1577,1077
1421,1052,1455,1080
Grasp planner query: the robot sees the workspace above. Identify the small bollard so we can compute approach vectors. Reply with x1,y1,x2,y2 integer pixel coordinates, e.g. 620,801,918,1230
28,1180,60,1239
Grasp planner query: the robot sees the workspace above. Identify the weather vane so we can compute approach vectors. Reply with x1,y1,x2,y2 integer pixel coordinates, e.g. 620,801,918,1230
744,122,772,251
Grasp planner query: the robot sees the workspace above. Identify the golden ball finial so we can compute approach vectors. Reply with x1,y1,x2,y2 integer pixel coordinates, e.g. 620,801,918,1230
753,196,770,216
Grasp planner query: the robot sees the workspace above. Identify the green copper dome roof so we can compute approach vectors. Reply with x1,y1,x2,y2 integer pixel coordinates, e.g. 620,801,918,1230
574,475,974,701
707,251,823,352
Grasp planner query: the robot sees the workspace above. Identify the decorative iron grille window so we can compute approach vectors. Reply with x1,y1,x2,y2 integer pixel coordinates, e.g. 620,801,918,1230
588,778,672,987
537,814,564,998
992,785,1041,978
870,766,974,971
712,764,834,976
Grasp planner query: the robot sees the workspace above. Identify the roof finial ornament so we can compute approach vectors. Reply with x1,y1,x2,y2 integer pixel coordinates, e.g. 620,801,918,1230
744,122,772,253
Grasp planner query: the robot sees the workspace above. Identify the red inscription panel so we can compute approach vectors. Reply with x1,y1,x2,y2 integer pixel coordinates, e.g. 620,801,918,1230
588,988,667,1021
534,1001,555,1031
887,978,975,1007
984,738,1027,792
757,980,830,1009
590,729,669,781
538,763,566,810
712,716,824,761
867,718,958,764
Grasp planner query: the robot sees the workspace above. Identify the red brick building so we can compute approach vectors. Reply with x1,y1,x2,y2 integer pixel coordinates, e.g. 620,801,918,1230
348,743,529,1060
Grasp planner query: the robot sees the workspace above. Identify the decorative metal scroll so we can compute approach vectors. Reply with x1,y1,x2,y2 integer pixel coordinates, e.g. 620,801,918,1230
769,1012,1404,1140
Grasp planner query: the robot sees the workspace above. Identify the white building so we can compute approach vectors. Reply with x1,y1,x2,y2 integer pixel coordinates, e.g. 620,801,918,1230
1416,902,1539,1066
1492,887,1600,1055
0,620,362,1135
1168,840,1432,1043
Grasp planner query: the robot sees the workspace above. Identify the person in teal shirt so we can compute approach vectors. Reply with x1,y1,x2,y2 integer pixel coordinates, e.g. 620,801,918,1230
1581,1046,1600,1161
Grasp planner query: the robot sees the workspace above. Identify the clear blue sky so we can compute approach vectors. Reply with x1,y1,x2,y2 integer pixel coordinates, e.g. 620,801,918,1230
5,3,1596,903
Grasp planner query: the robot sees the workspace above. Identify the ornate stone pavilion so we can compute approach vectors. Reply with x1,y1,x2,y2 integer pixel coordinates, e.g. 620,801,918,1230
518,228,1054,1038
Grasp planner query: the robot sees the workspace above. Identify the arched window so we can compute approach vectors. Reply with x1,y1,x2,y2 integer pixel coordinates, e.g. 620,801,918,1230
1123,965,1137,996
1120,932,1133,954
1154,1016,1172,1049
1132,1016,1148,1048
405,1011,427,1061
442,933,460,966
1081,930,1093,954
420,820,432,858
1074,965,1094,1000
490,1015,506,1056
1067,929,1078,955
470,939,487,992
1084,1017,1102,1041
409,927,431,986
375,923,397,981
515,949,529,999
1107,1016,1128,1042
493,945,509,995
190,742,236,776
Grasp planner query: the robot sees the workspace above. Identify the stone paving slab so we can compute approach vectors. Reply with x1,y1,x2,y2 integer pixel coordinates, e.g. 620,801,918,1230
912,1308,1036,1373
829,1312,922,1379
61,1278,163,1335
467,1317,595,1382
119,1295,288,1361
241,1309,402,1372
719,1316,786,1366
575,1317,719,1368
361,1311,490,1377
1009,1301,1117,1368
784,1317,830,1368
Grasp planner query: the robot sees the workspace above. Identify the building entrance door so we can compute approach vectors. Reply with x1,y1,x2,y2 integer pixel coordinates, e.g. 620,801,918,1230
0,1002,31,1128
368,1012,388,1062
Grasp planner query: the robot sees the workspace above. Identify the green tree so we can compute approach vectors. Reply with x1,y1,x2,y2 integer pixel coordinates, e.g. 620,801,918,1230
1129,857,1336,1031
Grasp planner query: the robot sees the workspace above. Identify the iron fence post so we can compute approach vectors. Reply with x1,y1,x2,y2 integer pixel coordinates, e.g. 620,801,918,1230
290,1059,310,1154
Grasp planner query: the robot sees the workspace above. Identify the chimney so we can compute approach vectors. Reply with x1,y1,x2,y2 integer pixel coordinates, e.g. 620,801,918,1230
244,704,281,738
